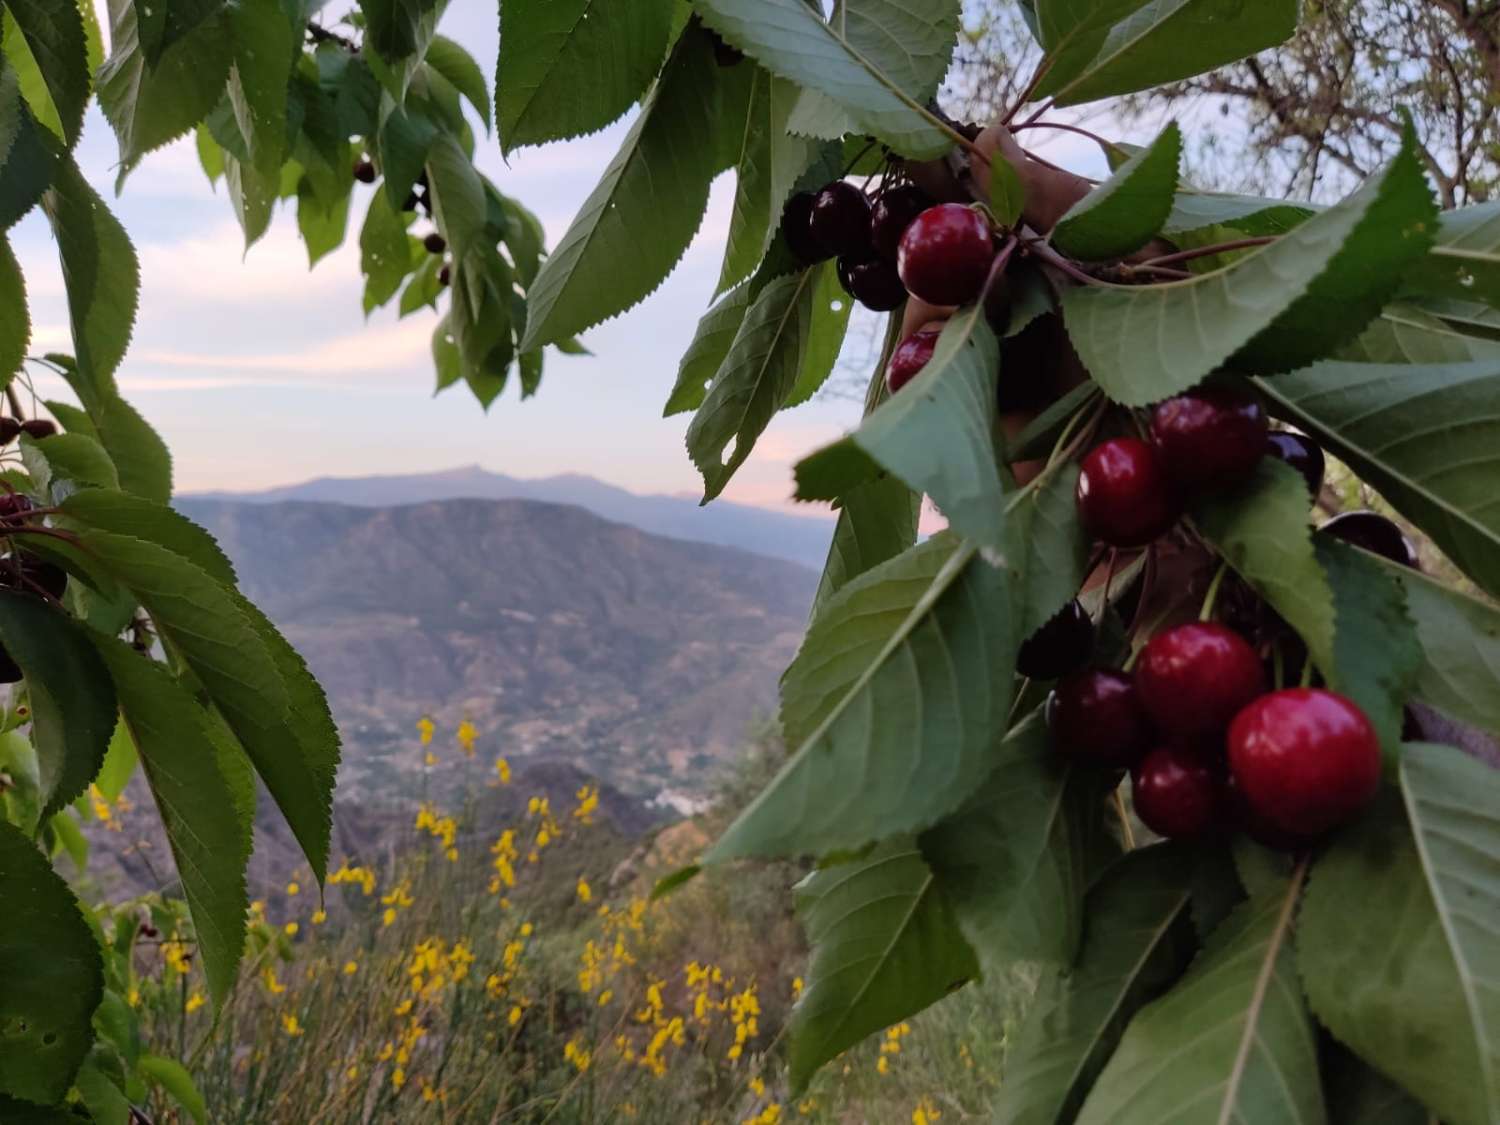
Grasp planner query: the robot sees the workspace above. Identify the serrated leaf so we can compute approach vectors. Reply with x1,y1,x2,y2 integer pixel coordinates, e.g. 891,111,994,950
1077,872,1322,1125
1339,304,1500,364
398,255,442,315
423,34,488,131
296,177,351,267
989,149,1026,227
0,592,114,821
1402,201,1500,312
784,256,854,406
94,722,137,803
3,0,88,145
1194,457,1337,680
1394,560,1500,740
359,188,414,312
994,844,1197,1125
665,281,752,416
921,714,1116,972
1162,189,1318,237
425,130,485,257
1324,1046,1429,1125
376,97,438,213
1256,357,1500,599
56,380,172,502
26,431,119,491
0,58,60,229
809,472,919,618
48,808,86,872
788,839,978,1093
1064,130,1436,404
133,0,223,68
495,0,674,153
59,491,234,584
40,155,139,392
1053,123,1180,260
138,1055,206,1124
0,818,102,1104
93,638,249,1006
360,0,441,63
696,0,959,159
226,0,293,183
0,237,25,384
520,24,725,351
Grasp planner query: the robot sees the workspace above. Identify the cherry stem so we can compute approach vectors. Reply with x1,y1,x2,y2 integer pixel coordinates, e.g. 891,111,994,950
1016,99,1054,129
1299,654,1316,689
3,385,22,420
1198,560,1230,622
1272,642,1286,691
1011,119,1117,152
1002,56,1055,126
2,526,80,546
1138,237,1278,269
1112,787,1137,851
979,234,1021,303
842,138,878,178
1100,548,1118,615
1027,240,1106,287
1118,264,1194,282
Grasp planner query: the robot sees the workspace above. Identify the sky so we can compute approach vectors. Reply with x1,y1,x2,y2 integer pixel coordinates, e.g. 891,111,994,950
9,1,1110,514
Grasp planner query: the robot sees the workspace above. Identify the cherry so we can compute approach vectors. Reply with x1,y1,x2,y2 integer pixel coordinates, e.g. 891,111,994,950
0,494,32,524
1017,600,1094,680
0,419,19,446
1075,438,1182,548
1132,746,1220,839
1266,431,1325,497
1047,668,1151,768
1227,688,1382,838
809,182,873,260
1318,510,1419,569
424,233,446,255
438,264,451,287
870,184,932,261
1149,385,1267,492
897,204,995,306
20,419,56,439
1136,622,1265,740
352,158,376,184
780,192,827,265
837,256,906,311
402,191,420,213
886,329,940,394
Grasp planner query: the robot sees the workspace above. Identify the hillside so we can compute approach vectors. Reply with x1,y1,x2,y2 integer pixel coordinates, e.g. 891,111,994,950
176,497,818,803
184,464,836,569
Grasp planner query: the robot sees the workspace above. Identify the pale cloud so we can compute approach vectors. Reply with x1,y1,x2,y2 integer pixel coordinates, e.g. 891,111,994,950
130,316,434,380
136,219,359,303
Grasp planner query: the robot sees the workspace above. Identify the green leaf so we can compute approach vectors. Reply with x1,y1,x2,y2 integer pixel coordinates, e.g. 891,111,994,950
1039,0,1298,107
26,431,120,491
1076,873,1322,1125
83,396,170,503
1194,458,1337,679
519,24,724,351
59,491,235,584
398,255,442,315
296,177,351,267
0,58,60,230
710,537,1018,861
0,237,25,384
788,839,978,1093
2,0,89,145
74,1056,131,1124
138,1054,206,1124
1324,1046,1430,1125
93,638,249,1006
0,817,102,1105
423,34,488,131
1315,539,1421,755
994,845,1197,1125
48,808,87,872
1064,130,1436,404
1052,123,1180,260
809,472,920,619
40,156,139,392
359,188,414,312
0,591,115,820
226,0,293,183
696,0,959,159
664,281,751,416
1402,202,1500,312
1337,304,1500,364
1395,561,1500,740
921,714,1115,971
795,309,1006,552
96,0,231,178
1256,358,1500,599
989,150,1026,228
495,0,674,152
223,150,278,247
784,255,854,406
1162,189,1318,238
687,264,833,501
425,130,486,257
93,722,137,803
360,0,442,64
376,98,438,213
1300,753,1500,1125
133,0,224,67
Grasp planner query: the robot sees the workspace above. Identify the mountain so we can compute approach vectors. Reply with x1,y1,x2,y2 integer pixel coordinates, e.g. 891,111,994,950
176,497,818,803
184,465,836,570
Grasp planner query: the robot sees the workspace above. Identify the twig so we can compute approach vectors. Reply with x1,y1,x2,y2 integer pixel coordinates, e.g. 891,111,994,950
1138,236,1278,269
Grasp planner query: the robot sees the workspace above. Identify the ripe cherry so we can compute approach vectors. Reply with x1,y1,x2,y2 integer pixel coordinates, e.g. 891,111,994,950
781,192,827,265
352,158,376,184
1047,668,1151,768
837,257,906,311
870,184,932,261
1318,510,1419,569
1136,622,1265,739
1227,688,1381,838
0,494,33,524
438,263,452,286
0,419,19,446
897,204,995,306
1075,438,1182,548
886,329,940,394
1266,431,1325,497
424,232,446,255
809,182,873,260
1132,746,1219,839
20,419,56,439
1017,600,1094,681
1150,385,1267,492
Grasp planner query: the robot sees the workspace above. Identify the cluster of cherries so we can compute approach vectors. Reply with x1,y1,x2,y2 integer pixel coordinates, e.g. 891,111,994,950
352,160,451,284
0,417,56,445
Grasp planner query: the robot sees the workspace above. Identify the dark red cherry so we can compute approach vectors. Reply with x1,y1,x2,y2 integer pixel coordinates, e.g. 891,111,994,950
1132,747,1219,839
0,494,33,524
886,329,941,394
1150,385,1267,493
1266,431,1325,498
808,182,873,260
0,419,19,446
423,232,446,254
1075,438,1182,548
837,256,906,311
20,419,56,439
897,204,995,306
438,264,451,286
1317,510,1419,570
1017,600,1095,681
1047,668,1152,768
352,158,376,184
1135,622,1265,740
781,192,827,265
870,184,932,261
1227,688,1381,838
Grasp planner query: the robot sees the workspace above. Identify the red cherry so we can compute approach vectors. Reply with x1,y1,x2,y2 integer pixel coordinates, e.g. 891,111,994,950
781,192,827,265
1227,688,1381,838
1266,431,1325,497
886,329,941,394
809,182,873,260
837,256,906,311
352,158,376,184
870,184,932,261
1318,510,1419,570
423,232,446,255
1075,438,1182,548
1135,622,1265,740
19,419,56,439
897,204,995,306
0,493,33,525
0,419,20,446
1150,385,1267,493
1132,746,1219,839
1047,668,1152,768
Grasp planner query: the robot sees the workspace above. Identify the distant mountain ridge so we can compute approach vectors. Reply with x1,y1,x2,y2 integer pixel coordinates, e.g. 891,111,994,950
184,465,835,570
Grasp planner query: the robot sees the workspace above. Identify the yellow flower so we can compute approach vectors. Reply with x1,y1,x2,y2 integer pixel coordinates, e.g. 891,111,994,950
575,877,592,903
262,968,286,995
912,1099,942,1125
456,719,477,757
745,1104,782,1125
285,881,300,896
791,976,804,998
391,1067,406,1091
417,716,434,745
343,961,358,975
282,1014,305,1037
312,909,327,925
877,1056,890,1076
185,992,205,1013
346,1065,359,1081
423,751,437,767
127,987,140,1008
750,1076,766,1097
445,847,459,862
494,756,511,784
564,1037,592,1072
519,921,534,937
508,1005,524,1026
284,922,299,937
395,998,413,1016
383,908,397,927
572,785,599,825
597,989,613,1007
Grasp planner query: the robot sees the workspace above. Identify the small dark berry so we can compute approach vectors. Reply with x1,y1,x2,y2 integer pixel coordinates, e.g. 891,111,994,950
438,264,451,286
424,232,447,255
1318,510,1419,570
416,170,429,190
1266,431,1325,498
886,329,940,394
837,256,906,311
0,419,20,446
19,419,56,440
1017,600,1094,680
781,192,827,265
870,184,933,261
1150,384,1267,493
809,182,874,260
352,158,376,184
0,494,33,524
402,191,420,212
